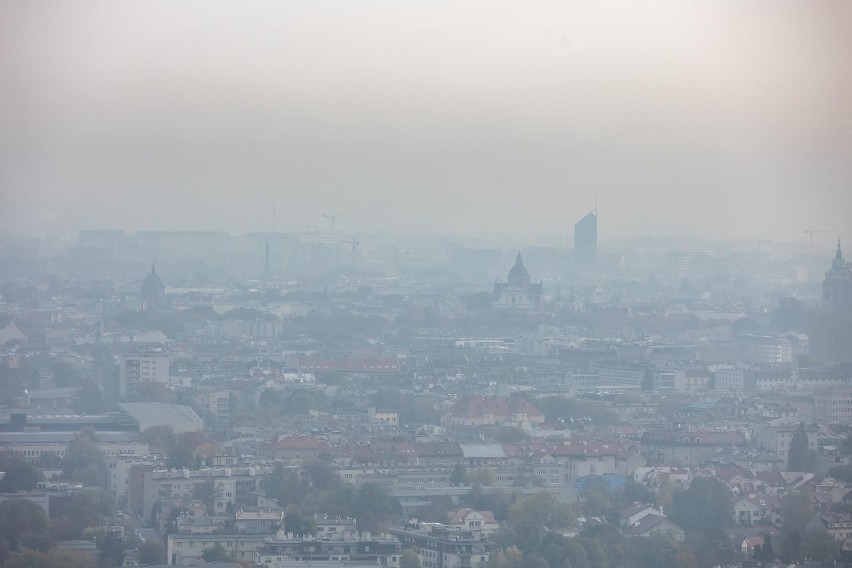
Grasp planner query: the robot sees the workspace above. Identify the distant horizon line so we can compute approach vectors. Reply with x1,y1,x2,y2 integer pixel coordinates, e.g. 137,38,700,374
0,227,843,250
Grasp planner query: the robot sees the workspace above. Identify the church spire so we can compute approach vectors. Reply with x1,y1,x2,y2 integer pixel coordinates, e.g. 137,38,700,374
834,239,845,269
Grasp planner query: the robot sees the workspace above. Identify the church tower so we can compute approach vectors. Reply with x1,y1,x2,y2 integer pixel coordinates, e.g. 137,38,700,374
140,263,166,311
823,240,852,313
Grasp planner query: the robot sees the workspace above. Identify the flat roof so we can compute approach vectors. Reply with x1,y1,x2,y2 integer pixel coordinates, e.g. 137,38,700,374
117,403,203,434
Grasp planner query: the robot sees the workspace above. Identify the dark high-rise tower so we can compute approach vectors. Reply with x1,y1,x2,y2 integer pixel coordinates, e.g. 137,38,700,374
823,240,852,313
140,263,166,311
574,210,598,269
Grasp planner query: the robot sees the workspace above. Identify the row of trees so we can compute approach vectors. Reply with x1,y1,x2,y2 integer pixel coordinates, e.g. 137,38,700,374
261,461,403,534
475,478,736,568
0,488,132,567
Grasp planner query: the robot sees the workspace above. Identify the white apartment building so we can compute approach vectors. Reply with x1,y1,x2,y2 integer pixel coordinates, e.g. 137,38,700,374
119,354,170,397
815,386,852,425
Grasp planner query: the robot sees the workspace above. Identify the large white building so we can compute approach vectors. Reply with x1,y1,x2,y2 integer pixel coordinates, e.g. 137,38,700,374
815,386,852,425
119,354,170,397
492,253,543,311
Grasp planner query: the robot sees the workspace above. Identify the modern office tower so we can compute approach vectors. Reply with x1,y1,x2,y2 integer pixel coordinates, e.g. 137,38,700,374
574,210,598,269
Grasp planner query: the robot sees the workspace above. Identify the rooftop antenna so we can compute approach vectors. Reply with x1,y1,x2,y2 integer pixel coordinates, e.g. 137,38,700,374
594,195,598,216
272,202,276,233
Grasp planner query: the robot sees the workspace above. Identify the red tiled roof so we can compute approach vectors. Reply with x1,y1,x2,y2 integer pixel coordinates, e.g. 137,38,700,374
447,508,497,525
276,436,328,451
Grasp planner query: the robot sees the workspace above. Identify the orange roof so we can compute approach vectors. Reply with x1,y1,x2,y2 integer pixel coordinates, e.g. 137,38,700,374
276,436,328,451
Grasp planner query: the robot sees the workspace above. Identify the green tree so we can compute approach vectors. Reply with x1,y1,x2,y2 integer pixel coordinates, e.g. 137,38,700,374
284,510,317,537
802,529,836,562
0,457,44,492
201,544,232,562
352,483,402,534
465,484,513,522
418,495,455,524
685,525,735,568
623,534,678,568
137,538,166,565
671,477,733,531
578,536,607,568
780,491,813,536
828,464,852,483
262,463,309,507
139,425,176,455
53,488,116,540
6,550,96,568
0,498,52,556
504,492,574,552
755,533,773,562
466,468,496,486
51,360,83,387
494,426,531,443
282,389,325,415
63,428,106,487
580,524,624,568
780,530,801,564
564,537,590,568
93,528,124,567
450,463,466,486
582,477,611,517
787,423,815,472
400,548,421,568
303,459,340,491
167,431,206,470
487,546,526,568
317,483,356,518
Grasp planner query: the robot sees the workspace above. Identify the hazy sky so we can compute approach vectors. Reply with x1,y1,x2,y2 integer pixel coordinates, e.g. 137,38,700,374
2,1,851,244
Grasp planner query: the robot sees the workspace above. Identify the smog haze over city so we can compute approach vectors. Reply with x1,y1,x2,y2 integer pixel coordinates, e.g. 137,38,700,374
2,1,852,241
1,3,852,568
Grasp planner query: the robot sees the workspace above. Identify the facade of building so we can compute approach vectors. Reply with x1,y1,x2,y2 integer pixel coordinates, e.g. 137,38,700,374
119,354,170,397
806,512,852,551
258,515,401,568
492,253,543,311
444,396,545,427
815,386,852,425
641,430,748,467
390,522,495,568
574,211,598,269
592,360,649,391
167,532,268,565
140,264,166,311
142,466,271,529
757,425,819,461
824,240,852,313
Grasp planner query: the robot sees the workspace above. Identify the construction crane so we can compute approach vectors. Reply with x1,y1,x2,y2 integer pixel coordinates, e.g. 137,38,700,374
804,226,833,249
322,214,341,233
340,234,359,264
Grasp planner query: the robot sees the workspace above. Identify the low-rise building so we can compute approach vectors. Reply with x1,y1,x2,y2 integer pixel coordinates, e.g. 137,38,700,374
390,521,495,568
258,515,401,567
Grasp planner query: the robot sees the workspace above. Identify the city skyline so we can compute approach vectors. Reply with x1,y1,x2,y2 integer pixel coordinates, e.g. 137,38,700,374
2,1,851,243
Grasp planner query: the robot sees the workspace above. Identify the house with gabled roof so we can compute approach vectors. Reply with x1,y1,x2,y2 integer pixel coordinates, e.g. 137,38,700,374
264,435,328,464
444,395,544,427
446,508,499,535
626,513,685,541
619,503,664,528
734,494,782,527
